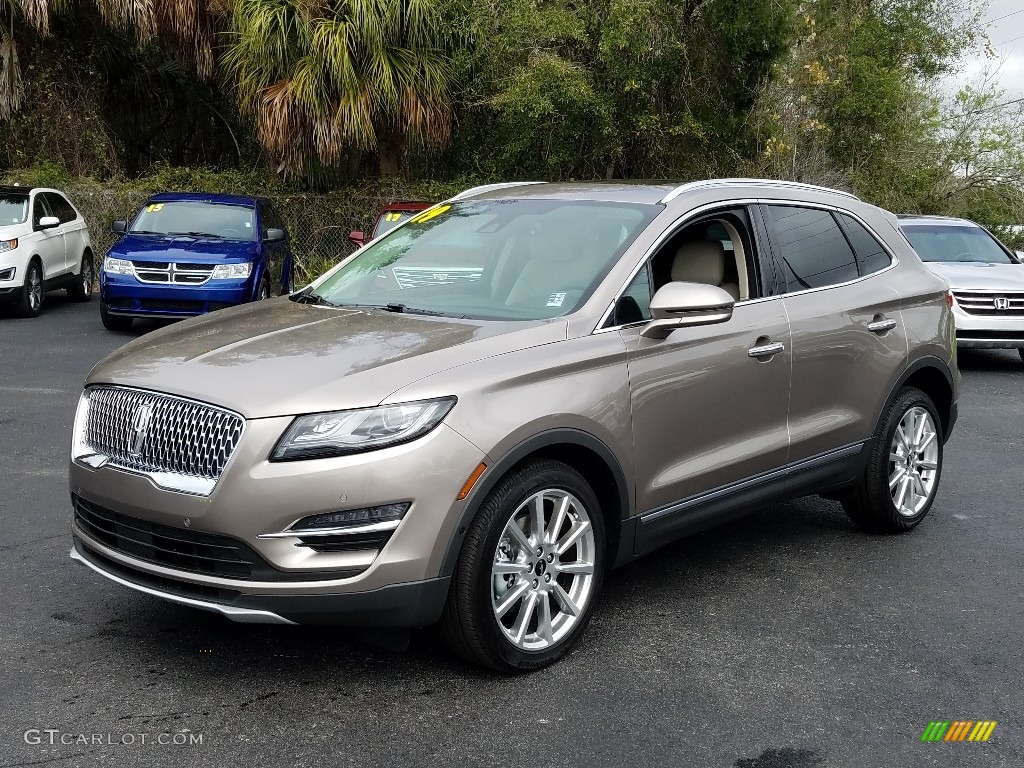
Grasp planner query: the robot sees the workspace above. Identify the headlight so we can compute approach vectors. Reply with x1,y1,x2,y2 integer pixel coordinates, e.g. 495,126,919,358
211,262,252,279
271,397,457,461
103,256,133,275
0,238,18,253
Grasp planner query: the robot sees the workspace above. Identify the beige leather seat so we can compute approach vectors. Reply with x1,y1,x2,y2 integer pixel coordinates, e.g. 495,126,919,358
671,240,740,300
505,227,591,306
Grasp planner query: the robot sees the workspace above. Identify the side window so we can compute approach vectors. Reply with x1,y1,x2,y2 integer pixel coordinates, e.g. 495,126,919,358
614,264,652,324
44,193,76,223
763,205,859,292
261,202,283,231
32,195,52,227
837,213,891,275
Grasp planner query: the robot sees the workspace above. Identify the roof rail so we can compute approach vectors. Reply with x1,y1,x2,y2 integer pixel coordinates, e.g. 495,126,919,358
659,178,859,204
449,181,546,201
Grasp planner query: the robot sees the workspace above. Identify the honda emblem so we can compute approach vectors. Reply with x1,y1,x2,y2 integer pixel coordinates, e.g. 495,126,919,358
994,296,1009,311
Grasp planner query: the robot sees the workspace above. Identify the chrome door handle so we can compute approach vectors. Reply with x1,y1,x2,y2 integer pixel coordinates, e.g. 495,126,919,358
748,342,785,359
867,318,897,333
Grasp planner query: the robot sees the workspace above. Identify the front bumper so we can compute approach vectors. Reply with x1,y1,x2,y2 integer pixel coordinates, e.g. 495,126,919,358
69,419,484,626
71,541,451,627
953,303,1024,348
100,273,253,317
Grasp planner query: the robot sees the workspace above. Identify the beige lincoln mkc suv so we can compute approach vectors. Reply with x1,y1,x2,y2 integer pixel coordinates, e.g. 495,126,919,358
70,179,959,672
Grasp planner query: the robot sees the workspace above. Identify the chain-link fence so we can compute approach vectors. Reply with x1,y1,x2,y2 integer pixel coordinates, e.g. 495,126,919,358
65,182,466,282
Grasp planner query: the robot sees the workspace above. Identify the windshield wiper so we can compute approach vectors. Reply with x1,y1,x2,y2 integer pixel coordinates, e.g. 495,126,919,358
169,231,226,239
382,303,464,318
290,288,337,306
129,230,165,235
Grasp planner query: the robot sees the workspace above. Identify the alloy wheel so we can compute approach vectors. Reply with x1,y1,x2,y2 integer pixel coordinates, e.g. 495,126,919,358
888,406,939,517
491,489,596,651
28,266,42,311
81,258,93,295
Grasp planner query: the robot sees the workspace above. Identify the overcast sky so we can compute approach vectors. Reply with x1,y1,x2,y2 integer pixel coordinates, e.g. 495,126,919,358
947,0,1024,100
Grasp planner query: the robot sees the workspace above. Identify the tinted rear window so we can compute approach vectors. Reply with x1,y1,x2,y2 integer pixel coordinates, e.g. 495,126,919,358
764,205,859,291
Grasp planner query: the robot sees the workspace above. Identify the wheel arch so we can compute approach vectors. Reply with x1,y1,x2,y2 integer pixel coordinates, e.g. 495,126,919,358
883,356,956,440
437,429,630,579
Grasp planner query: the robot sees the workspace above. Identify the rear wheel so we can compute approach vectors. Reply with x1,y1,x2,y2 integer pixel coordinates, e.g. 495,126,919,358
67,252,94,301
100,301,133,331
842,387,942,533
15,260,43,317
440,460,605,673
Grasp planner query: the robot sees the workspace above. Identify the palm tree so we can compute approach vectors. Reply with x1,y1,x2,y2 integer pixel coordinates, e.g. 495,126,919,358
222,0,456,177
0,0,70,118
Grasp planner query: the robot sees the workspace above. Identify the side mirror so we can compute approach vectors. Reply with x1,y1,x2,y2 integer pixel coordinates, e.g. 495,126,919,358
36,216,60,231
265,227,286,243
111,220,127,234
640,282,735,339
348,230,365,248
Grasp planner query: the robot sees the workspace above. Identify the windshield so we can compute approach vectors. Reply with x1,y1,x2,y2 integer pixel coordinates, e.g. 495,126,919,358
373,210,421,239
131,201,257,241
0,193,29,225
309,199,660,320
902,224,1015,264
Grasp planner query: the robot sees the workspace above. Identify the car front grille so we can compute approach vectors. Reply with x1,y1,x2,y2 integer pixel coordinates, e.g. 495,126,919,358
953,291,1024,316
82,386,244,484
131,261,215,285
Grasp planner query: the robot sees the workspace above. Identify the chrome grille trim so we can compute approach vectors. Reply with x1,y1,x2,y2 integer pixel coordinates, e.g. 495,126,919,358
130,261,215,285
953,290,1024,317
75,386,244,496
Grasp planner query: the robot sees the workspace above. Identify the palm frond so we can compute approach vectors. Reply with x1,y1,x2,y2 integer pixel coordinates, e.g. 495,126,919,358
0,32,23,119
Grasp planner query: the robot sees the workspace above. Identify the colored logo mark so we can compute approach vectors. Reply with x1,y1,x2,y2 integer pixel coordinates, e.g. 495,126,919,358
920,720,997,742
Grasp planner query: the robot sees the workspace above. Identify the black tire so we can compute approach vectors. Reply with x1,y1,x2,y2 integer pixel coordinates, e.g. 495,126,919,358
256,274,271,301
15,259,43,318
1018,349,1024,364
66,252,94,302
842,387,943,533
100,301,133,331
440,459,606,673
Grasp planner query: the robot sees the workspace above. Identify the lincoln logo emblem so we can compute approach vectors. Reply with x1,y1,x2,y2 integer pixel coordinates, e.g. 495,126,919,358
130,402,154,457
994,297,1009,311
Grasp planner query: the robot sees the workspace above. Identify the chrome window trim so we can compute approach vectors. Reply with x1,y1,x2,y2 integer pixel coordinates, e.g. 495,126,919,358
659,179,859,204
594,197,900,333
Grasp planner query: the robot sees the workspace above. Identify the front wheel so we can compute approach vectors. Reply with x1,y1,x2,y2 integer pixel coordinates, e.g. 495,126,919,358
15,260,43,317
100,302,133,331
842,387,943,533
1018,349,1024,364
440,460,606,673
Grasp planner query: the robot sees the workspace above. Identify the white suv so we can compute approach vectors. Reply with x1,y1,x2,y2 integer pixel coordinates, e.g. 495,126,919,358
0,186,94,317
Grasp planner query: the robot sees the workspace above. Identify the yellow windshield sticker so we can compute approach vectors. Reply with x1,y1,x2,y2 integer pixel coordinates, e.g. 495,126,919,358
385,212,402,222
409,205,451,225
146,203,164,212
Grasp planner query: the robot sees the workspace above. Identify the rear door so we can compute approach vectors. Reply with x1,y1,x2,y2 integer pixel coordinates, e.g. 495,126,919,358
761,203,905,464
44,192,85,273
617,206,792,551
31,193,66,279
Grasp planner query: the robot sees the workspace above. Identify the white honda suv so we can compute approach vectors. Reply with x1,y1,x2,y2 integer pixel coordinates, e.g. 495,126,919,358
0,185,94,317
900,215,1024,362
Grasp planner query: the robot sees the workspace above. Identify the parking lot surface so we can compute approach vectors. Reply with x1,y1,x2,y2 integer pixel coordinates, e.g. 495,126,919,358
2,296,1022,767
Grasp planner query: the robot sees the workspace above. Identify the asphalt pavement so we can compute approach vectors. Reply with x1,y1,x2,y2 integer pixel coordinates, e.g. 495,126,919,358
1,295,1022,768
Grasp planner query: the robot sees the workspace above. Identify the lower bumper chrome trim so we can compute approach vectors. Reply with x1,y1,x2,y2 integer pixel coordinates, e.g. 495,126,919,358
69,545,296,625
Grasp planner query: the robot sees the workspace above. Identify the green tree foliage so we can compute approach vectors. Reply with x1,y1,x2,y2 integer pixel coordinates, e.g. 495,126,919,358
448,0,794,179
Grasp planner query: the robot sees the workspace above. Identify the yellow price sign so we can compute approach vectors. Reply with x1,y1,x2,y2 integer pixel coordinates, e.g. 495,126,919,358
409,205,451,225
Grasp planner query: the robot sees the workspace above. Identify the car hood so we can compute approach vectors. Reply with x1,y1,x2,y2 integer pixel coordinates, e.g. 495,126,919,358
86,299,568,418
0,223,27,239
924,261,1024,291
108,234,258,262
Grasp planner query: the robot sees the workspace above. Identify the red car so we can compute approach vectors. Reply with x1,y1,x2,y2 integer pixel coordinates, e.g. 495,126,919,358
348,201,432,248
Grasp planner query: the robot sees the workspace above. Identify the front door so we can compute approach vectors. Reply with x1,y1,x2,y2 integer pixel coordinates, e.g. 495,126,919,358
31,194,66,279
